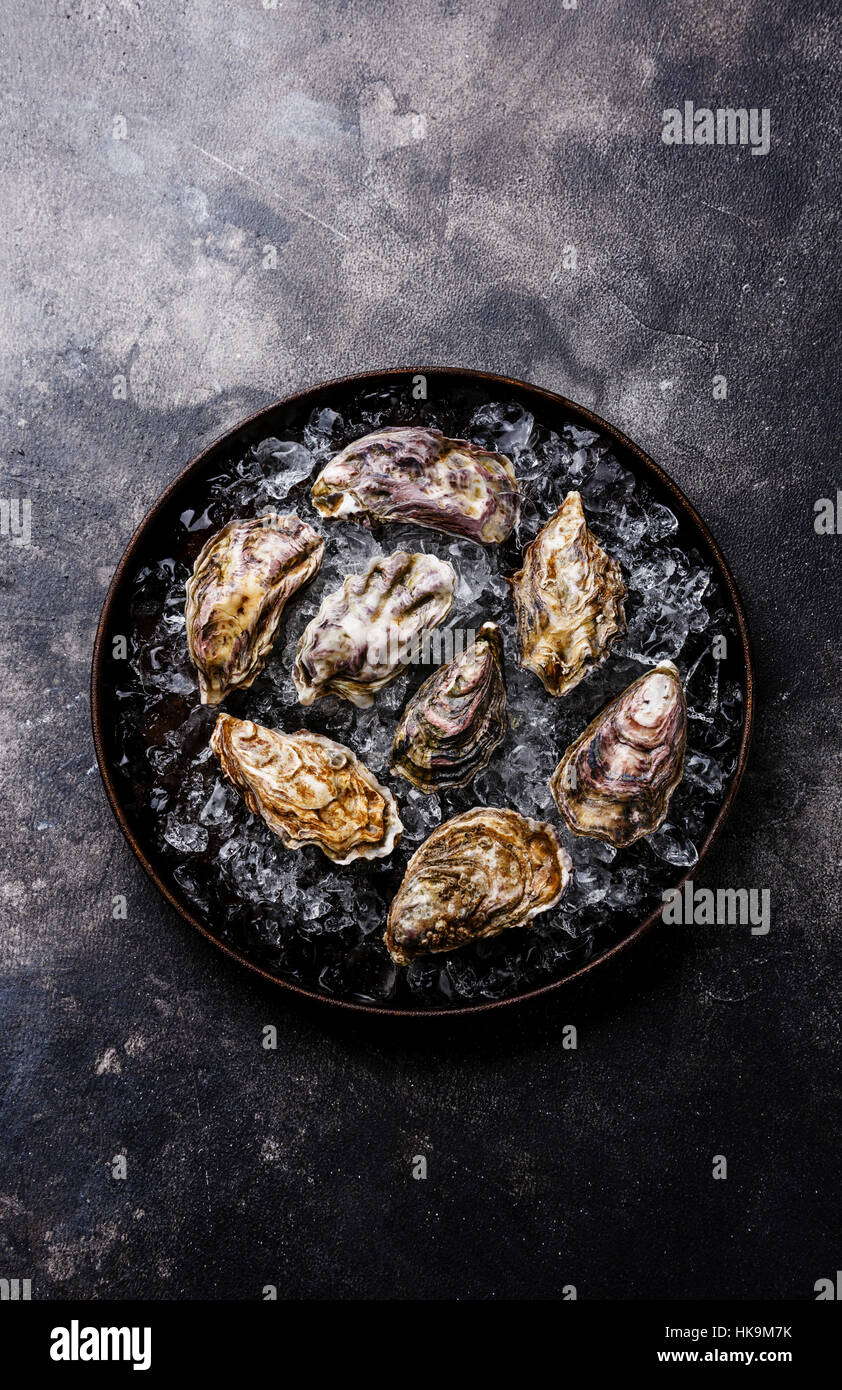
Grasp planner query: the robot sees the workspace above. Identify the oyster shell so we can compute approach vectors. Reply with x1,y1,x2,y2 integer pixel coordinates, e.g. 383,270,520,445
293,550,456,708
510,490,626,697
384,807,572,966
390,622,507,792
211,715,403,864
550,661,687,847
311,426,520,544
185,514,324,705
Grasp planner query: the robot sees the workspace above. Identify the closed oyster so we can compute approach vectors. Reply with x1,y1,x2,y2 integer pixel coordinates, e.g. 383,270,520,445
550,661,687,847
311,426,520,544
390,622,506,792
186,514,324,705
293,550,456,708
211,715,402,864
384,807,572,966
510,491,626,697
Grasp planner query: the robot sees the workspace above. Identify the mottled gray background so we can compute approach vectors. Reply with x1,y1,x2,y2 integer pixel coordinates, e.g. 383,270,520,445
1,0,839,1300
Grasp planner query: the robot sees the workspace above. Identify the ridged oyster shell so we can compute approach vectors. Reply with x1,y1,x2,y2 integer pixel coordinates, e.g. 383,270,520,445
211,715,403,864
550,661,687,847
384,807,572,965
185,514,324,705
390,622,507,792
311,426,520,544
510,490,626,697
293,550,456,708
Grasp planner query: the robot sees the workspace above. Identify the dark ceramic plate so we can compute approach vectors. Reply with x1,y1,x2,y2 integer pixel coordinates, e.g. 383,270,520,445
91,369,754,1015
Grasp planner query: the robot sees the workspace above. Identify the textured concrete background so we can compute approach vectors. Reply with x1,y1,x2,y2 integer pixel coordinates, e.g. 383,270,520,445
1,0,840,1299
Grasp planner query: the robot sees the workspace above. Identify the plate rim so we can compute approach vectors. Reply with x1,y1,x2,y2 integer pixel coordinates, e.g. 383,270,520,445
90,366,756,1017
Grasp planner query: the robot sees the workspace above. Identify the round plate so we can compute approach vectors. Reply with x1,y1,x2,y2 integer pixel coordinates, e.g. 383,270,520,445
91,368,754,1015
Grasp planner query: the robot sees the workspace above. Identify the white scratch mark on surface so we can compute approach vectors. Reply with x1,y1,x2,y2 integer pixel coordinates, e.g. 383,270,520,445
188,139,350,243
133,112,351,242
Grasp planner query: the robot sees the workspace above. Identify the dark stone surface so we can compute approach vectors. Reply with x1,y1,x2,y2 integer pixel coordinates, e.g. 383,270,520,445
1,0,839,1299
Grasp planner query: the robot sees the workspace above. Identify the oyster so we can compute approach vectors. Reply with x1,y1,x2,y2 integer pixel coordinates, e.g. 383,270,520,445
510,490,626,697
211,715,402,864
385,807,572,965
390,622,507,792
550,661,687,847
311,426,520,544
186,514,324,705
293,550,456,708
